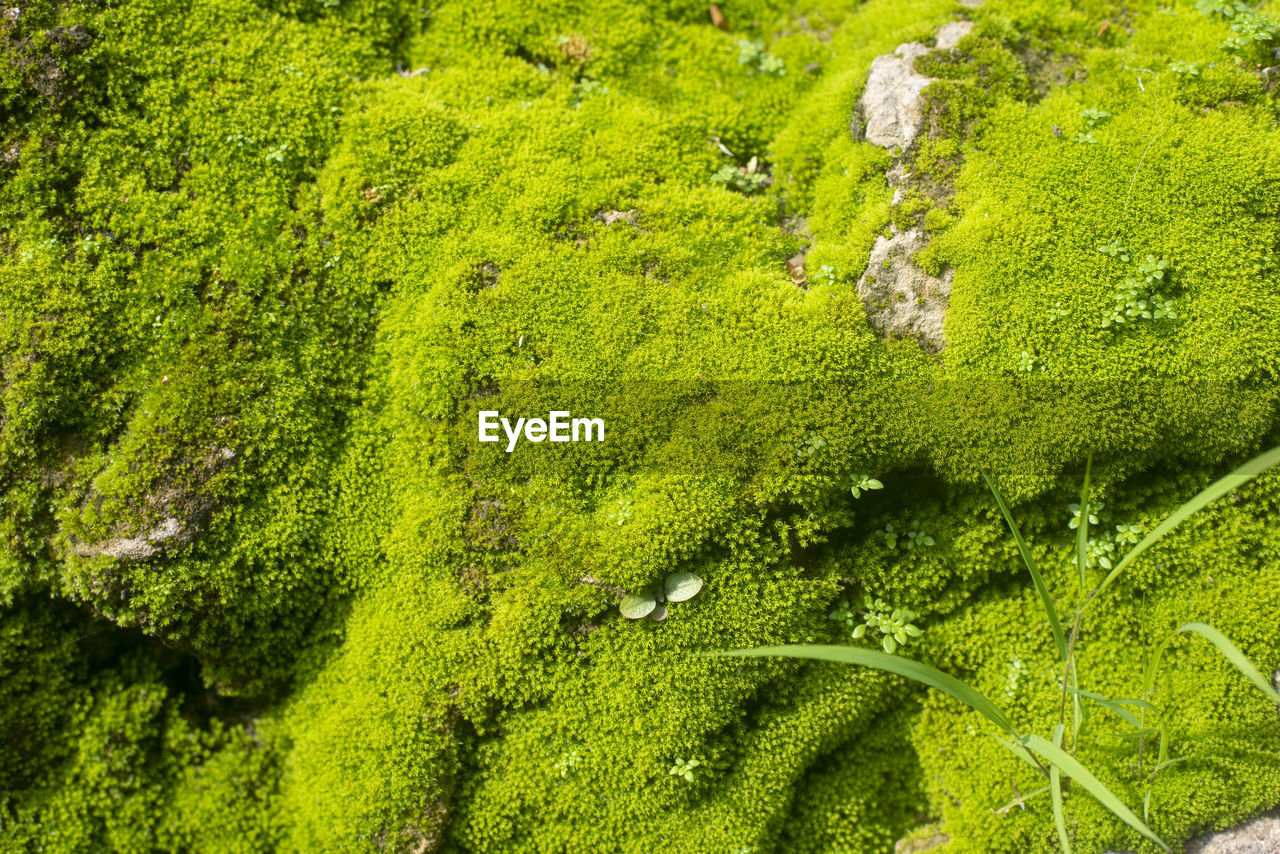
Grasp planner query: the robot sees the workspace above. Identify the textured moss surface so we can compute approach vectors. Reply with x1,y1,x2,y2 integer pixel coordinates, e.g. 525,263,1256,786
3,0,1279,850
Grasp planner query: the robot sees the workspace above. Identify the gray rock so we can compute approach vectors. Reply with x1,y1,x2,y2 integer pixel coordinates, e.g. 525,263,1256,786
856,228,950,352
860,42,933,151
935,21,974,50
72,516,187,561
594,208,638,226
1186,811,1280,854
895,826,948,852
68,445,235,562
1106,809,1280,854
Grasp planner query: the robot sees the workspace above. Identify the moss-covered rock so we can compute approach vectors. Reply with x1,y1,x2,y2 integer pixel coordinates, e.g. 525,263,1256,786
3,0,1279,850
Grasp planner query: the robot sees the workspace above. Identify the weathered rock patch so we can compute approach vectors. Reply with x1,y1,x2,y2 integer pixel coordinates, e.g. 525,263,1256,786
853,19,972,352
856,229,951,353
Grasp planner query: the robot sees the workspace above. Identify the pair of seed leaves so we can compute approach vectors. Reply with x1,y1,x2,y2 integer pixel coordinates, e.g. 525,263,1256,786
619,572,704,621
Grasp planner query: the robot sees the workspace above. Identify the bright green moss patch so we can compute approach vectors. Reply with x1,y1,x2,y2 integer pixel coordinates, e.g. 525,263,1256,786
4,0,1280,849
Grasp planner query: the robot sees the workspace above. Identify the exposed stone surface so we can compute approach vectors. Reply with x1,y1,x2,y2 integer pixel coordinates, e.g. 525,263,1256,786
859,42,933,151
856,228,951,352
1106,809,1280,854
854,19,971,352
69,446,235,561
594,208,638,226
73,517,187,560
1187,812,1280,854
935,20,974,50
895,825,948,853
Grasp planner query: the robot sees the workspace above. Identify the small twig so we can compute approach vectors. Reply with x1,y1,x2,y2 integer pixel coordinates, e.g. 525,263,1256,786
994,781,1050,816
1112,68,1165,241
709,135,737,159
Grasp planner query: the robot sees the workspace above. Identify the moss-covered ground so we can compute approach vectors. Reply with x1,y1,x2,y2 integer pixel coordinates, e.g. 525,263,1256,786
2,0,1280,850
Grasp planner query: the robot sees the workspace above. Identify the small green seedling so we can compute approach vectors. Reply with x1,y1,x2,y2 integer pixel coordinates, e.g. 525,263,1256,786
850,474,883,498
620,571,704,621
1097,250,1177,329
669,757,702,782
1097,239,1130,262
881,520,935,551
711,164,770,194
554,750,582,777
1137,254,1169,283
736,39,786,75
830,596,923,654
1081,107,1111,126
1068,501,1102,529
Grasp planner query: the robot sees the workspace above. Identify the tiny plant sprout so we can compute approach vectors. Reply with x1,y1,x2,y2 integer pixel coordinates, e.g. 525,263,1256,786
882,520,934,551
669,758,701,782
620,572,704,621
1080,107,1111,126
850,474,883,499
1068,502,1102,529
829,596,923,654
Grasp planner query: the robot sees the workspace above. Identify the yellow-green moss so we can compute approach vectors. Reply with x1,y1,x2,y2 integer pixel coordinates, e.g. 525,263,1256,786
3,0,1280,849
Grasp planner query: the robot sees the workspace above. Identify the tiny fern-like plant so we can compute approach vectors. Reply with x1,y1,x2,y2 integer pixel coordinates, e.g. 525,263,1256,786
710,444,1280,852
620,571,704,622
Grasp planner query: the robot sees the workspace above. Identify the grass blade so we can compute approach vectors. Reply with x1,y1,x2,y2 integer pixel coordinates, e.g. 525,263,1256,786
1050,724,1071,854
1068,688,1155,730
1075,454,1093,593
1024,733,1170,852
708,645,1017,735
982,471,1068,661
1141,638,1172,698
1092,445,1280,602
994,735,1046,774
1179,623,1280,706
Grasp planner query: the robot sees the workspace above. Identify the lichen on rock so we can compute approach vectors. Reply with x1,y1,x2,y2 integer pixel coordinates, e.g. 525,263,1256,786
859,42,935,151
857,228,951,351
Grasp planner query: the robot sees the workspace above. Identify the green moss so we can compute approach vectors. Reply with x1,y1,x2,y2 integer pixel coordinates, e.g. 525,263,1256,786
3,0,1280,849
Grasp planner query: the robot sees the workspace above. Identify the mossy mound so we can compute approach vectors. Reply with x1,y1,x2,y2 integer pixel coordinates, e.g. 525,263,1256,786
2,0,1279,850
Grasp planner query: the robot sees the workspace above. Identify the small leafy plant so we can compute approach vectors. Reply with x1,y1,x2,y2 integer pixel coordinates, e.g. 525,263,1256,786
813,264,842,287
1194,2,1277,64
830,597,923,653
1097,244,1177,329
620,571,704,622
609,498,633,525
849,473,883,498
713,445,1280,852
737,38,785,75
669,757,702,782
1073,106,1110,144
554,750,582,777
711,162,771,194
880,519,935,551
1067,501,1101,529
794,432,827,458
